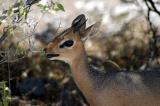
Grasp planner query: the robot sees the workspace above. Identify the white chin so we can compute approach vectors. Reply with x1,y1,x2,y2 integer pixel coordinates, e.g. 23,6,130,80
48,57,56,60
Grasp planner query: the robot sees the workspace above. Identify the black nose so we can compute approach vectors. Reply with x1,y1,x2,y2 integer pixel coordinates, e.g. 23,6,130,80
43,48,47,52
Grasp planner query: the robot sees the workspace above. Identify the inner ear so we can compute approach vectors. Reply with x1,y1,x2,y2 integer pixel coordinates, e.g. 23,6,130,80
81,21,101,41
71,14,87,34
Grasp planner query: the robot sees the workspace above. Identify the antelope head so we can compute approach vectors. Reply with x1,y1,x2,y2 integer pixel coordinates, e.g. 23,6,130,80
44,14,100,64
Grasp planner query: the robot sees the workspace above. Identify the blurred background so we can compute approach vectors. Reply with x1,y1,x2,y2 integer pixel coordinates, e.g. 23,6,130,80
0,0,160,105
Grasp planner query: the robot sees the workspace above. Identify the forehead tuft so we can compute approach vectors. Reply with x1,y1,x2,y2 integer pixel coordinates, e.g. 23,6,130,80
51,28,72,42
58,28,72,38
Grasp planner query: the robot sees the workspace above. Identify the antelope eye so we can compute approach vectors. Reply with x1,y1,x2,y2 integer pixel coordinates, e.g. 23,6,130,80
60,40,74,48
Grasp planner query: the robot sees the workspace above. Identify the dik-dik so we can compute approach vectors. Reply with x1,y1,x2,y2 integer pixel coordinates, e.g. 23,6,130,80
44,14,160,106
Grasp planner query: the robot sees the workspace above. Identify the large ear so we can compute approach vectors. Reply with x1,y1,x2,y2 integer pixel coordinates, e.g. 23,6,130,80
71,14,87,34
81,21,101,41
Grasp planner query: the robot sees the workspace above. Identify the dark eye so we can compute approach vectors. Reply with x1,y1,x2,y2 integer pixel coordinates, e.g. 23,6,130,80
60,40,74,48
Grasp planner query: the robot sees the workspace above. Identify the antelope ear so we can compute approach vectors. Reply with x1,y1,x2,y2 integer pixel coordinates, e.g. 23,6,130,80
81,21,101,41
71,14,87,34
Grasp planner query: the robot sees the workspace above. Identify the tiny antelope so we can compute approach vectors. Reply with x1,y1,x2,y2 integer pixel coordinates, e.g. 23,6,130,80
44,14,160,106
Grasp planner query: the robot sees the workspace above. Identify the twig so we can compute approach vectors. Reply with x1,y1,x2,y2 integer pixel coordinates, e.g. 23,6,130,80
0,27,9,46
104,60,121,70
144,0,159,60
147,0,160,16
55,20,62,35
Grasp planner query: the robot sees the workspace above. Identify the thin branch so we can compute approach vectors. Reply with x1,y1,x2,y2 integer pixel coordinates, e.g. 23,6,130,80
147,0,160,16
0,27,9,46
144,0,159,60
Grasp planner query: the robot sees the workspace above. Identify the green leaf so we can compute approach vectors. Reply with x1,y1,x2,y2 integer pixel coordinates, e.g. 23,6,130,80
0,16,7,20
57,3,65,11
19,6,25,17
0,81,9,106
2,10,8,14
37,4,48,11
7,7,13,16
13,2,21,8
37,4,44,8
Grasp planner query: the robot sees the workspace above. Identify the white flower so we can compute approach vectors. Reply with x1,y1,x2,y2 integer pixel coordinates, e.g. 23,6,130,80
39,0,48,5
5,87,9,91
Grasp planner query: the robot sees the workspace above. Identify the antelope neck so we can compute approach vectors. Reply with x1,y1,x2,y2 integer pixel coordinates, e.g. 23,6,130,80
69,45,95,103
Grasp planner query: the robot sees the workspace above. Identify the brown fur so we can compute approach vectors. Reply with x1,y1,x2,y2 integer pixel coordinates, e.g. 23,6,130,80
44,22,160,106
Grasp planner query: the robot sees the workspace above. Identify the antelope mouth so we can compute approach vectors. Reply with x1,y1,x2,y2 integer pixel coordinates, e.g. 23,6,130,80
46,53,60,59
